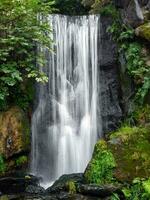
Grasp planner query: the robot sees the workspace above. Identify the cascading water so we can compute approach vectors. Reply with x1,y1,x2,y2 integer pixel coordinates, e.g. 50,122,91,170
31,15,102,187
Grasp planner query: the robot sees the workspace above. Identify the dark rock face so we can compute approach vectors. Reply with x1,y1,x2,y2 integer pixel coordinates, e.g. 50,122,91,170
118,53,135,115
114,0,145,28
113,0,131,8
138,0,149,6
98,16,123,134
122,0,144,28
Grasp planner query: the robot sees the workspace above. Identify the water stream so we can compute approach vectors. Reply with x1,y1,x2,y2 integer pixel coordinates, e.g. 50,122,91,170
31,15,102,188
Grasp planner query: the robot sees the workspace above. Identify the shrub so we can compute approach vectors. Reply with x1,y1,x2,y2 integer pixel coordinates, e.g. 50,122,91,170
84,140,116,184
16,156,28,167
122,178,150,200
0,0,54,110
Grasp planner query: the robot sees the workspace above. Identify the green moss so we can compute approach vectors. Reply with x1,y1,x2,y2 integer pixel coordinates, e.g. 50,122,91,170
84,140,116,184
16,155,28,167
85,124,150,185
0,196,9,200
0,155,6,174
66,180,76,194
136,23,150,41
110,126,140,139
109,126,150,182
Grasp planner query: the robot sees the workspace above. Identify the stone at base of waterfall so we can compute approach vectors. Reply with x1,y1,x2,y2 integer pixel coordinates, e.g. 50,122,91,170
25,185,45,194
46,173,84,194
46,173,121,198
0,175,40,194
13,192,109,200
77,184,121,198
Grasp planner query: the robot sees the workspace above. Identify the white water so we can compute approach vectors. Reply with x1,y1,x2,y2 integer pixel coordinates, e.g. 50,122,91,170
31,15,102,187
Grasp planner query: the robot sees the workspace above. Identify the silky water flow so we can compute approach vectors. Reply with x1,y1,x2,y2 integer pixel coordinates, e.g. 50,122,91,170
31,15,102,188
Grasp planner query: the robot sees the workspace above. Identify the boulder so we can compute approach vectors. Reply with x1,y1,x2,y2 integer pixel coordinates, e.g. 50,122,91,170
0,175,39,194
0,107,30,159
76,184,121,197
46,173,83,194
109,126,150,182
84,126,150,184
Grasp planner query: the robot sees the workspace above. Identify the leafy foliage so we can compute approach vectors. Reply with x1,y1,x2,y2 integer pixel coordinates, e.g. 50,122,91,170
122,178,150,200
99,3,119,18
111,193,120,200
108,16,150,104
0,0,54,110
82,0,111,13
125,104,150,126
54,0,89,15
84,140,116,184
16,155,28,167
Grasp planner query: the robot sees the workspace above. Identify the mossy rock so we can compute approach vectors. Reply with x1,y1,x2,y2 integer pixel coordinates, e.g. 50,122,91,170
135,22,150,41
110,126,150,182
0,107,30,159
84,126,150,184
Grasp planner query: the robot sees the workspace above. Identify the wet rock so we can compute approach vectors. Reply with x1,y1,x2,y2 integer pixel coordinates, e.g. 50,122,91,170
23,192,106,200
99,16,123,134
113,0,130,8
76,184,121,197
0,175,39,194
46,173,83,194
25,185,45,194
138,0,149,6
121,0,144,28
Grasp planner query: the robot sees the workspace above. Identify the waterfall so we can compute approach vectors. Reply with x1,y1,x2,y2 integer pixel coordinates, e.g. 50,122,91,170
31,15,102,188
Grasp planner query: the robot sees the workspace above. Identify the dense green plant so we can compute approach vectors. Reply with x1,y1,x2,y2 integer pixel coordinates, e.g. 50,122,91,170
125,104,150,126
122,178,150,200
108,17,150,104
16,155,28,167
123,43,150,104
0,155,6,174
111,193,120,200
99,3,119,18
85,140,116,184
0,0,54,110
82,0,111,13
54,0,89,15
